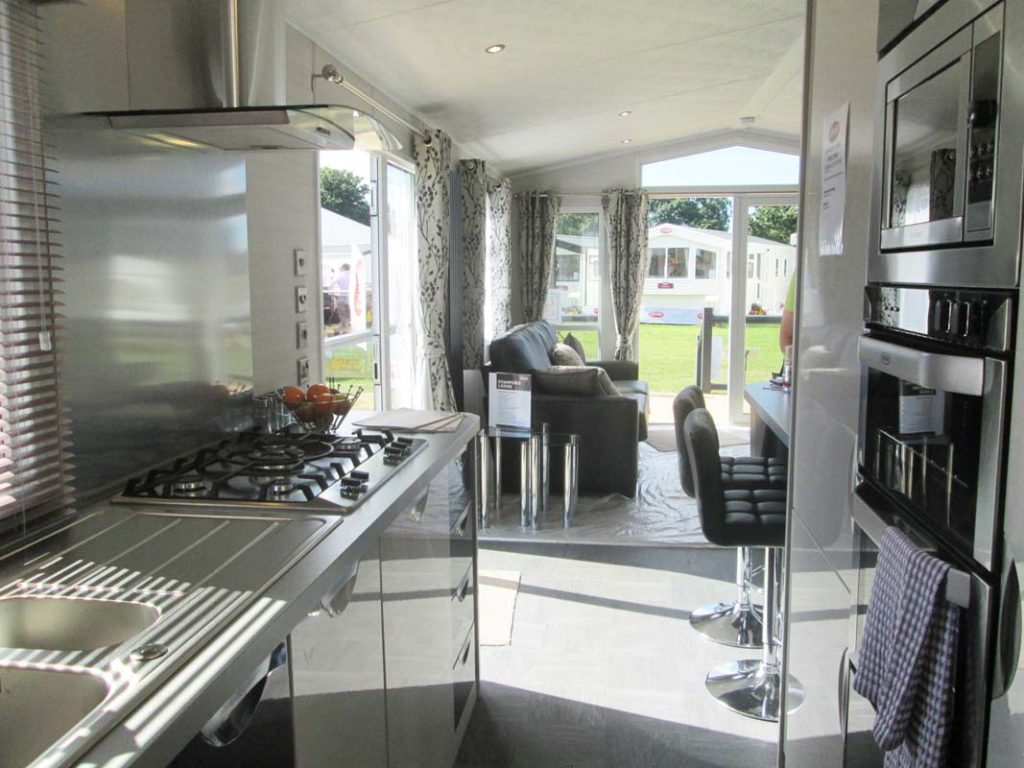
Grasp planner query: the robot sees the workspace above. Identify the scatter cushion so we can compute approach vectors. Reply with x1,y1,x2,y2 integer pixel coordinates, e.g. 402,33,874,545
563,333,586,362
533,365,619,396
549,343,585,367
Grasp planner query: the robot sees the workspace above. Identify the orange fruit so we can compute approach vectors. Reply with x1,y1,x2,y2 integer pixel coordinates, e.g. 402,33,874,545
313,392,336,416
282,386,306,411
306,383,331,400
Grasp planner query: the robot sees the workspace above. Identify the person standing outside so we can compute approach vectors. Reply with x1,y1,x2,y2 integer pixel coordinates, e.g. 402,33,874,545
779,274,795,353
335,263,352,334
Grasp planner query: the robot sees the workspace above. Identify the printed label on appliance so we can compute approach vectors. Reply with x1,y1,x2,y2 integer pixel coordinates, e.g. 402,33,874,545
898,382,946,434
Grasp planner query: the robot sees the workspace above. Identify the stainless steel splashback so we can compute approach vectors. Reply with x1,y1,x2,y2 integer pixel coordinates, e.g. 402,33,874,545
52,118,254,501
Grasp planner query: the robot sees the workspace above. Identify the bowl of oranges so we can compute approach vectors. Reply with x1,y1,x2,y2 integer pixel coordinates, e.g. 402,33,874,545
277,383,363,432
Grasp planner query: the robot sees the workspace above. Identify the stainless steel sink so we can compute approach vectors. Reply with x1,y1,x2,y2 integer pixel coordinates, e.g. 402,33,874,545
0,666,109,768
0,597,160,651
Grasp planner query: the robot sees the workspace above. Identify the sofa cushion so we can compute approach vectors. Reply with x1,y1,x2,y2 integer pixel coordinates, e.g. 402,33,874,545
563,332,586,362
550,343,585,367
614,379,649,396
489,321,557,374
533,366,618,397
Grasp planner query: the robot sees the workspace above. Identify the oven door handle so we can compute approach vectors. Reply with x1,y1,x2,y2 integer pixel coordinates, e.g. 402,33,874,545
858,336,985,396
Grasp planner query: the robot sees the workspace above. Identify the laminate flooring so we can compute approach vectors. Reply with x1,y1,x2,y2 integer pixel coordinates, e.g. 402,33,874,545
456,543,781,768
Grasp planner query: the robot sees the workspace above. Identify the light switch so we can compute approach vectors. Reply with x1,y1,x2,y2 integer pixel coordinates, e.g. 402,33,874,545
295,285,308,313
297,356,310,386
294,248,307,276
296,321,308,349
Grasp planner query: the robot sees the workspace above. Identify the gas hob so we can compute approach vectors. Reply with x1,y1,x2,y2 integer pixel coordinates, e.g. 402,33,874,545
113,427,427,512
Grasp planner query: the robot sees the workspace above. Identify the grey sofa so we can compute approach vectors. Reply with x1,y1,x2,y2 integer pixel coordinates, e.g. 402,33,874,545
486,321,649,496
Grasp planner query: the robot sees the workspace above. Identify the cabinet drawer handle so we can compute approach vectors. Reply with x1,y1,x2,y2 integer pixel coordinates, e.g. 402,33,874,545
455,569,471,602
452,504,471,537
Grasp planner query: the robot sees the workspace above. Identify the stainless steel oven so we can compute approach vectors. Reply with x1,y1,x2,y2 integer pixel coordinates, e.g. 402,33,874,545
858,285,1013,571
869,0,1024,288
846,488,992,768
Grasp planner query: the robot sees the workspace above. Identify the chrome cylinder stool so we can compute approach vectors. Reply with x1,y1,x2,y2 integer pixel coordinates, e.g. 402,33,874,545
683,408,804,722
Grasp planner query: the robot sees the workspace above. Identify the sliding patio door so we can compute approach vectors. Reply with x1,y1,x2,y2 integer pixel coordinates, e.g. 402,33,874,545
320,150,379,411
729,195,799,422
380,160,420,409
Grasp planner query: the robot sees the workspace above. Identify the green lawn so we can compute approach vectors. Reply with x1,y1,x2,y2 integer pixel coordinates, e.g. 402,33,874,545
324,343,375,411
556,322,783,394
638,322,783,394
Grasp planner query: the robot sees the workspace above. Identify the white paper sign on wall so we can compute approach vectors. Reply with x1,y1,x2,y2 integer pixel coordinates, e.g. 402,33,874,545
819,103,849,257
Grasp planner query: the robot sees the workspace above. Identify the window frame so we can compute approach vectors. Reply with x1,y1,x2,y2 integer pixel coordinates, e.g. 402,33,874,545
549,209,603,340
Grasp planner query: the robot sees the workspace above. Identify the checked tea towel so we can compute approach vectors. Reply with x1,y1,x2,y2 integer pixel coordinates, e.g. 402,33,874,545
853,526,961,767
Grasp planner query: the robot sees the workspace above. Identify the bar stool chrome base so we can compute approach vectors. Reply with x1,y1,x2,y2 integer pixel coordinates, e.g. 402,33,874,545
689,601,764,648
704,660,805,722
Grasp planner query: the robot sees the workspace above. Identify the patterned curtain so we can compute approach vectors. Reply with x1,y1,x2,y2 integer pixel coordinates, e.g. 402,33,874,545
459,160,488,368
516,191,561,323
602,189,650,361
487,178,512,340
414,130,456,411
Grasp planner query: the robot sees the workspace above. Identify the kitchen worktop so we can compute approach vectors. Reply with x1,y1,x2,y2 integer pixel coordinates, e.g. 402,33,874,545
0,414,479,768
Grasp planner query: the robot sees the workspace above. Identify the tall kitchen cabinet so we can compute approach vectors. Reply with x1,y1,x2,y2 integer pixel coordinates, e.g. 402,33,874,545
380,449,477,768
781,0,881,765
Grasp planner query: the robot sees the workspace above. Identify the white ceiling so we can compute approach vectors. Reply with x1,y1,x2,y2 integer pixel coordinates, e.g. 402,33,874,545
284,0,806,176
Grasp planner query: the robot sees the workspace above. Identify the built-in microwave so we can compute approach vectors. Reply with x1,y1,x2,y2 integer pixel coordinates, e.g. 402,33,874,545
869,0,1024,288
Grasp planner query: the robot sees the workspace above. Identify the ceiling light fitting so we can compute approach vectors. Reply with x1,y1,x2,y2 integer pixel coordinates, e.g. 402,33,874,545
739,115,756,127
618,110,632,117
485,44,506,54
621,139,632,144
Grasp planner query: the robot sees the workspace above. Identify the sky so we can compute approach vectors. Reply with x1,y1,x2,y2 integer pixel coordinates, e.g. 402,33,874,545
641,146,800,187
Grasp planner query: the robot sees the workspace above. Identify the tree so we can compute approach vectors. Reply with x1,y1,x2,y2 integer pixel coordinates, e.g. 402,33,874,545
320,168,371,224
749,205,799,244
556,213,599,237
648,197,732,231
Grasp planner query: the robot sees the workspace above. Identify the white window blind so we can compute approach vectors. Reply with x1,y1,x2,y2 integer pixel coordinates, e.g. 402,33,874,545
0,1,75,529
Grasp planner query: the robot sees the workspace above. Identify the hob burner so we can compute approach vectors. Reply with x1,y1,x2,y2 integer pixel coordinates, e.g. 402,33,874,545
172,474,209,496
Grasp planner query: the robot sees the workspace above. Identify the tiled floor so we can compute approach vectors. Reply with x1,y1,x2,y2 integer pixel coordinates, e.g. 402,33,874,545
457,543,781,768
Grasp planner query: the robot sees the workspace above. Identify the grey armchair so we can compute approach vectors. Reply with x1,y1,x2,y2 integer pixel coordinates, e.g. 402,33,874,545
484,321,649,496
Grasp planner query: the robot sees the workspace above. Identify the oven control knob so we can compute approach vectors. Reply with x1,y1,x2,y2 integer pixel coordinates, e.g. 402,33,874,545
949,301,963,336
960,301,974,337
932,300,950,333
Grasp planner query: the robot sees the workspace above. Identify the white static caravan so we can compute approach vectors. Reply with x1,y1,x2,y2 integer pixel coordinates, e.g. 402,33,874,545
641,223,796,324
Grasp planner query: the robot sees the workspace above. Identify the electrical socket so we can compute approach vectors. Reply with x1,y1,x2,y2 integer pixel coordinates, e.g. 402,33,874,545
296,321,308,349
293,248,307,276
295,285,308,314
297,356,310,386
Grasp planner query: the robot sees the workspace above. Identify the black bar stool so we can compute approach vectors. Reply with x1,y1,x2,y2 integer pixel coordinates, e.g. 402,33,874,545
673,386,786,648
683,407,804,722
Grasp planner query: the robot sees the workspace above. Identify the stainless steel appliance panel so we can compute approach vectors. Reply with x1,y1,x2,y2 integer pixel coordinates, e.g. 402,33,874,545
858,336,1007,571
987,253,1024,764
53,120,253,500
869,0,1024,288
851,490,993,768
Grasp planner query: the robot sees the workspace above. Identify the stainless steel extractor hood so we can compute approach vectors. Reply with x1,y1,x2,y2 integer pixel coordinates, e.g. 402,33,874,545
91,0,402,152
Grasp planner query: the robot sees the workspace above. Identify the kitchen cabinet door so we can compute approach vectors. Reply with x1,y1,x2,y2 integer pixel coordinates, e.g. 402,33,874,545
381,472,459,768
291,543,387,768
783,513,853,767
